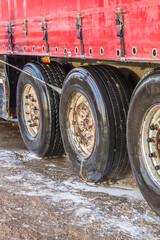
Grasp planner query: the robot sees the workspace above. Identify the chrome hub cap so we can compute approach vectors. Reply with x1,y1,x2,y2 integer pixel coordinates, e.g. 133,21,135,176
23,84,40,138
141,104,160,187
67,93,96,159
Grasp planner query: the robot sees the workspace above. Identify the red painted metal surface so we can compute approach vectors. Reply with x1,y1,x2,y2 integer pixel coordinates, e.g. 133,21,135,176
0,0,159,62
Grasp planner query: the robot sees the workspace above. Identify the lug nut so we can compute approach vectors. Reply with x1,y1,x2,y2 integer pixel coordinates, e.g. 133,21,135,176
148,152,157,158
34,106,37,111
28,94,32,98
147,138,152,142
150,124,159,131
32,98,35,102
29,124,33,127
150,125,155,130
155,165,160,170
25,95,29,99
147,137,156,143
149,153,154,158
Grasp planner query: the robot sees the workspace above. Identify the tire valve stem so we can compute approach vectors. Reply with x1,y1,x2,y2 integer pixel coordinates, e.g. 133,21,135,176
155,165,160,170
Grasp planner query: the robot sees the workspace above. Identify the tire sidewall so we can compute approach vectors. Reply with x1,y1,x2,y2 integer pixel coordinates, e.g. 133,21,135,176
128,75,160,213
60,69,110,182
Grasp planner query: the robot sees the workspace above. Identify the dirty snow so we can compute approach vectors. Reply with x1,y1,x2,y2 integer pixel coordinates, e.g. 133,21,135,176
0,121,160,239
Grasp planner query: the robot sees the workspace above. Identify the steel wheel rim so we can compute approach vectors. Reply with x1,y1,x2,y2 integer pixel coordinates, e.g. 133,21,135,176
67,92,96,159
141,104,160,187
22,84,40,138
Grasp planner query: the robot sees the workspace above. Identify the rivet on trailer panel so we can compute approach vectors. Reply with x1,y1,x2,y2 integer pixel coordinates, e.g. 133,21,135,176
75,46,78,54
132,47,137,56
55,46,58,54
100,47,104,56
64,48,67,55
89,47,92,56
116,48,120,57
152,48,157,58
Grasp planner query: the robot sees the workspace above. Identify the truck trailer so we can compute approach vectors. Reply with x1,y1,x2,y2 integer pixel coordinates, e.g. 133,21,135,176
0,0,160,216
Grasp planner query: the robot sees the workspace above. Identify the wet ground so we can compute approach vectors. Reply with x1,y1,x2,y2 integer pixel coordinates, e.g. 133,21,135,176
0,120,160,240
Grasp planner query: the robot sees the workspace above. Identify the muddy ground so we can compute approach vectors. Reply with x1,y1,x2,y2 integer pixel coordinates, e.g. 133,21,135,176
0,120,160,240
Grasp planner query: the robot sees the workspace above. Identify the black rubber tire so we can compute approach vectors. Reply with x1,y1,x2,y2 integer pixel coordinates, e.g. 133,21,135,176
119,67,140,89
17,62,65,157
60,65,133,182
127,68,160,216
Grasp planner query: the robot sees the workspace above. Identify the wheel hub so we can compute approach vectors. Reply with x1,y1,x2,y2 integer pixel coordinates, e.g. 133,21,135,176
23,84,40,138
141,104,160,186
67,93,95,159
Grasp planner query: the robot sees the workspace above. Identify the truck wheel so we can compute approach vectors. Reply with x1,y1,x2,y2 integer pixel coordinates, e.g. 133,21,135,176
17,62,65,157
60,65,133,182
127,69,160,216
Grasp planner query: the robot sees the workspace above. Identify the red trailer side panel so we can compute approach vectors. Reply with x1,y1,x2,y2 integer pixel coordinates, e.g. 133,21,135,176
0,0,160,62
